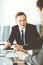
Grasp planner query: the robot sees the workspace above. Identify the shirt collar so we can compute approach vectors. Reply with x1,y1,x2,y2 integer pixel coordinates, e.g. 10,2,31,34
19,27,26,32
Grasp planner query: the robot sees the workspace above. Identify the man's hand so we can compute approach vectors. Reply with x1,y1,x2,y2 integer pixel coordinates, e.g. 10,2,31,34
14,44,23,51
16,51,27,60
3,42,11,50
13,44,28,60
14,44,28,54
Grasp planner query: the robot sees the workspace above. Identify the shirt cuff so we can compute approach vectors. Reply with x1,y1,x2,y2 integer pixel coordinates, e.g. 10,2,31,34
28,50,33,55
23,54,28,60
22,50,33,60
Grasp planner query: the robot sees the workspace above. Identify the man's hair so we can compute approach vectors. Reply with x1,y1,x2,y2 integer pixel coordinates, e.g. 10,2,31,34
36,0,43,10
15,12,26,18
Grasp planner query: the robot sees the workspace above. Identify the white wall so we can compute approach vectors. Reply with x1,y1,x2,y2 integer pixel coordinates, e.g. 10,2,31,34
0,0,40,26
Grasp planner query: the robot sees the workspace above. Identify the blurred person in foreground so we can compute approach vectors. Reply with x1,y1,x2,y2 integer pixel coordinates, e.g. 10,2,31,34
24,0,43,65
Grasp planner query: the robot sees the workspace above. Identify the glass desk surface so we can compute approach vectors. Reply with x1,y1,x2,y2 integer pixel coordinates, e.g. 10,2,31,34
0,50,25,65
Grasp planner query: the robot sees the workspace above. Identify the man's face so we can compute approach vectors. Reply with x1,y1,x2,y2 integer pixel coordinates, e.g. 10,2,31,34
38,8,43,26
16,15,27,29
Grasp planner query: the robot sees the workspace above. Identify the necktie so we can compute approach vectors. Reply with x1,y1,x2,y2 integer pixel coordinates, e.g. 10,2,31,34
21,30,24,44
41,27,43,37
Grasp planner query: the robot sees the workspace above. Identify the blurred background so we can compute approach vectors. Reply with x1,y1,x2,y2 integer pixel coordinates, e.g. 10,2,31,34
0,0,40,42
0,0,40,26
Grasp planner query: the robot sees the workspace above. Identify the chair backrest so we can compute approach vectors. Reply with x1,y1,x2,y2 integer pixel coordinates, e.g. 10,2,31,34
0,26,11,42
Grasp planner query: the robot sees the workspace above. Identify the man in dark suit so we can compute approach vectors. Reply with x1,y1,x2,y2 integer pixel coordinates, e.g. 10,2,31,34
4,12,43,65
4,12,41,50
24,0,43,65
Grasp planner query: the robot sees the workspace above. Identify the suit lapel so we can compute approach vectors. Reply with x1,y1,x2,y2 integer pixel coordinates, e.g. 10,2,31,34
25,24,31,44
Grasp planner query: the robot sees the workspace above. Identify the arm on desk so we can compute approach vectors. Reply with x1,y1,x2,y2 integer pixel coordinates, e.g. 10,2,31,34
14,44,28,54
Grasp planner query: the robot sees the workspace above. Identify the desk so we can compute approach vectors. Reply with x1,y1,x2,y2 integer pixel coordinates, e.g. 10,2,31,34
0,50,25,65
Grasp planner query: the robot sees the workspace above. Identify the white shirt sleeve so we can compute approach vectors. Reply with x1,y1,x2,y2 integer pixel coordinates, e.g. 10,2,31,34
28,50,33,55
23,50,33,60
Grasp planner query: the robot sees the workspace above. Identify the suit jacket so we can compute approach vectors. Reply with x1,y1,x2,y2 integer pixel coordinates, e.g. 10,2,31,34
32,25,43,65
33,25,43,55
24,25,43,65
8,23,42,49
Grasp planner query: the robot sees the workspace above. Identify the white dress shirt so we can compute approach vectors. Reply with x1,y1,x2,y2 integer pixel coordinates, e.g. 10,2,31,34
19,27,33,55
19,28,25,45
